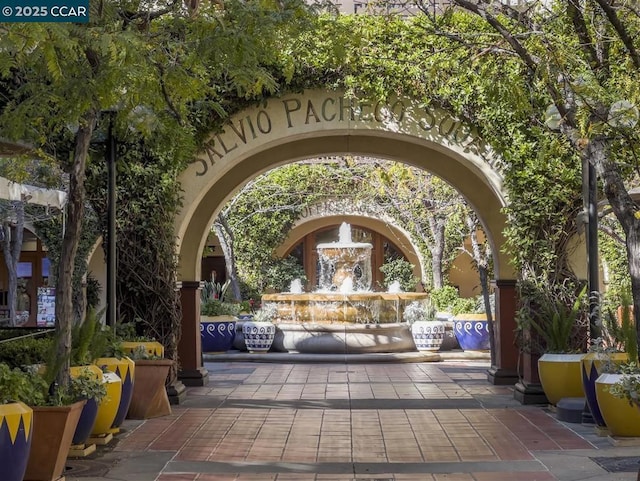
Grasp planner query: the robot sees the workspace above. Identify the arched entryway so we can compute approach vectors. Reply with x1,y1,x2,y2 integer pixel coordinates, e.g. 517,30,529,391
173,89,519,388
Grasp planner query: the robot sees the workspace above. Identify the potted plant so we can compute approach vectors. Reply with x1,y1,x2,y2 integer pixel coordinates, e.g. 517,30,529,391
200,294,240,353
85,321,136,437
68,309,123,449
403,300,445,351
518,280,588,405
22,365,96,481
241,305,277,353
68,365,107,456
452,295,492,351
582,301,635,432
120,333,173,420
431,286,491,351
590,296,640,437
0,330,102,481
0,363,40,481
596,362,640,438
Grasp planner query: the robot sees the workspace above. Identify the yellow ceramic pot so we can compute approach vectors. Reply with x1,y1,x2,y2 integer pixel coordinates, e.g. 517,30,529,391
69,364,104,446
95,357,135,433
581,352,629,427
538,353,585,405
91,371,122,436
595,373,640,437
121,341,164,358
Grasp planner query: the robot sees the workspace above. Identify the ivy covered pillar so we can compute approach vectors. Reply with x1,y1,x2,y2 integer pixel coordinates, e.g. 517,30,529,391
178,281,209,387
487,279,519,386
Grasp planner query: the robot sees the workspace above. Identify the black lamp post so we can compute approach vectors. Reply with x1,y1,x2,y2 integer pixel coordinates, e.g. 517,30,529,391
546,104,599,334
106,112,117,329
586,159,599,335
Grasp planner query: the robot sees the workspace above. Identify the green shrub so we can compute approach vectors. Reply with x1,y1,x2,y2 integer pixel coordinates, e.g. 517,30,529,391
429,286,461,312
71,308,113,365
201,300,241,317
379,259,419,291
0,335,53,368
451,297,478,315
263,256,307,293
0,363,47,405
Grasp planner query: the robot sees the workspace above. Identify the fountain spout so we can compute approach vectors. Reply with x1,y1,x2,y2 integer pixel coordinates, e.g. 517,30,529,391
317,222,373,292
338,222,352,243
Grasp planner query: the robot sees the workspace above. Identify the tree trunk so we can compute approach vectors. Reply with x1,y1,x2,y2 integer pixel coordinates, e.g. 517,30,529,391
467,214,495,365
214,215,242,301
55,112,95,389
429,216,446,289
627,226,640,363
1,200,25,327
589,137,640,362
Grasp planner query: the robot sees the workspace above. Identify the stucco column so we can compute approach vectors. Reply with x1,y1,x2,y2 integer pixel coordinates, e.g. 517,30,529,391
178,281,209,387
487,279,519,385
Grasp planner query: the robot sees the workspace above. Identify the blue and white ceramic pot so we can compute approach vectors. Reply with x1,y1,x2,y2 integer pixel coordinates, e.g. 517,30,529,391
242,321,276,353
453,314,491,351
200,316,237,353
410,320,445,351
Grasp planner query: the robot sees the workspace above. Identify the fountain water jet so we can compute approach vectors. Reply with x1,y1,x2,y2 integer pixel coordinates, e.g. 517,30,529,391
262,222,429,353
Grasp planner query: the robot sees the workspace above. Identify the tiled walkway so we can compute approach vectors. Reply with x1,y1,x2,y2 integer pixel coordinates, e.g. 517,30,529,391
89,360,640,481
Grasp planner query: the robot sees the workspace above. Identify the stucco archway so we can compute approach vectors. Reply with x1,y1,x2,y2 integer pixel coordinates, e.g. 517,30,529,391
174,89,519,387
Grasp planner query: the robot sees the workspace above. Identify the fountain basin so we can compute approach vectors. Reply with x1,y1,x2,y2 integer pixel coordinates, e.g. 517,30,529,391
272,322,417,354
262,292,429,324
261,292,429,354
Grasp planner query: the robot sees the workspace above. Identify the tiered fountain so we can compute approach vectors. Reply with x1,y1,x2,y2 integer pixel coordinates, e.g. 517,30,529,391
262,223,429,353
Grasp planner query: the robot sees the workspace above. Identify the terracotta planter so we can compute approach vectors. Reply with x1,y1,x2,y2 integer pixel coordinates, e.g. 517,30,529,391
538,353,585,405
0,401,33,481
95,357,135,433
24,400,85,481
90,372,122,436
581,353,629,427
127,359,173,419
596,373,640,437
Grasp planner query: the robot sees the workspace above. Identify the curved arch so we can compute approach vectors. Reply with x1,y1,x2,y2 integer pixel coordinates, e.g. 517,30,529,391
176,92,512,280
174,89,519,387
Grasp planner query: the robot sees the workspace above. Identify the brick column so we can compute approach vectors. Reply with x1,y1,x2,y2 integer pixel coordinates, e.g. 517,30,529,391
490,279,547,404
487,279,519,385
178,281,209,387
514,338,547,404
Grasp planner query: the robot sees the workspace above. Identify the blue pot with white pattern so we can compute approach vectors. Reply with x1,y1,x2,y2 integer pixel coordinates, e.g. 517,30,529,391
453,314,491,351
200,316,237,352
